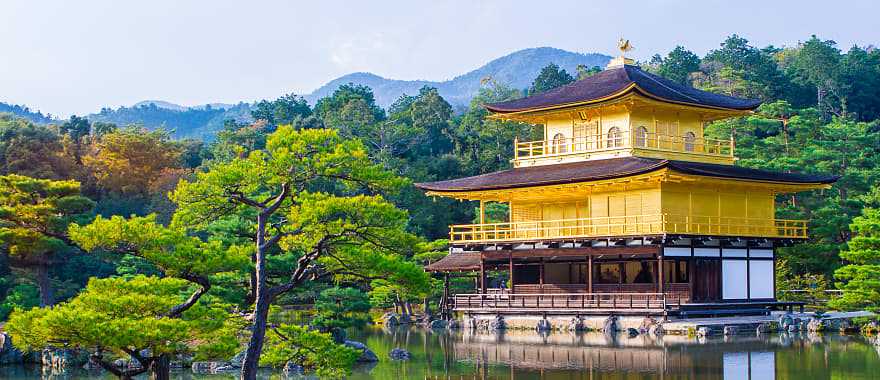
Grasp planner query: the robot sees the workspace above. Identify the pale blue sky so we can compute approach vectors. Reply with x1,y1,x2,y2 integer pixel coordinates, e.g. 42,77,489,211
1,0,878,117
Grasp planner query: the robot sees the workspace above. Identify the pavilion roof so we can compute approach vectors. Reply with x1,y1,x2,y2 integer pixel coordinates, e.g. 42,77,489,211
484,65,761,114
414,157,838,192
424,252,481,272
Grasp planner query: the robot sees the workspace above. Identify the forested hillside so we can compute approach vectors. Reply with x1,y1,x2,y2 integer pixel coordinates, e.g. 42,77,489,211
88,101,253,139
0,102,55,124
1,33,879,330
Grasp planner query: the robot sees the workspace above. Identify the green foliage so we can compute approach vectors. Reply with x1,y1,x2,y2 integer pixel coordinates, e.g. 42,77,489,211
776,258,830,304
648,46,700,85
312,287,371,332
829,206,880,312
60,115,91,142
575,64,602,80
529,63,574,94
0,174,95,305
314,84,386,140
6,275,230,358
0,115,72,179
251,93,312,126
698,34,788,100
69,214,250,278
260,324,359,378
0,283,39,320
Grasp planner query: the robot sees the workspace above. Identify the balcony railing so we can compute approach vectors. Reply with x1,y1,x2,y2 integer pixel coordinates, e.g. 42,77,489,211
514,130,734,161
449,214,807,243
452,292,681,311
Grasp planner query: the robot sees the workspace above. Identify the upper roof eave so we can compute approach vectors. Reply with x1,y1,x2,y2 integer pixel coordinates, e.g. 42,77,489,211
483,65,762,115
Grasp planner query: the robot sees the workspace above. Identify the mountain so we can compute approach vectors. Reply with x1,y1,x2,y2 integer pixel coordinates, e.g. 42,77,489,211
132,100,189,112
304,47,611,109
132,100,239,111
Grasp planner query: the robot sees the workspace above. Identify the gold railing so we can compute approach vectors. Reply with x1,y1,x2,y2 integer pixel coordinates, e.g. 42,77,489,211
449,214,807,243
514,131,734,160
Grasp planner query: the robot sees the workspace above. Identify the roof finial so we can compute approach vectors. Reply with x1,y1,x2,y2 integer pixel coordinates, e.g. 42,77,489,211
607,38,636,69
617,38,633,58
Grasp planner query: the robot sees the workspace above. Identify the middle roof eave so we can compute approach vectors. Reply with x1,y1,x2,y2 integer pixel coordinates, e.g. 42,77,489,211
414,157,839,193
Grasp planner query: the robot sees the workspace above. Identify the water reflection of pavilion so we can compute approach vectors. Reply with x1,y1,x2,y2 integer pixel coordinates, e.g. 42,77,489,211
441,331,847,379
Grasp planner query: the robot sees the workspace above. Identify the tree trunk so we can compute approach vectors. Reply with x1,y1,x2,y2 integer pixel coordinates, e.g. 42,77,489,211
244,264,257,307
241,214,271,380
149,354,171,380
36,264,55,307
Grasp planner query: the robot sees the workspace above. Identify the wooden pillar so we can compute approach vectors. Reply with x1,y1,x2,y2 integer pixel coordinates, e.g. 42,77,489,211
658,254,664,294
479,200,485,224
443,273,450,319
587,255,593,293
539,258,545,288
479,253,486,294
508,251,514,294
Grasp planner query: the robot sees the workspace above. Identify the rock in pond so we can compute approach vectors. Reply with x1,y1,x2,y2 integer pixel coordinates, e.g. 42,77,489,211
345,340,379,363
602,316,619,334
389,348,411,361
428,319,448,329
283,361,304,376
536,318,552,332
228,350,246,368
0,332,24,364
490,315,506,330
381,312,400,326
567,317,586,332
41,348,90,370
191,361,236,374
808,318,826,333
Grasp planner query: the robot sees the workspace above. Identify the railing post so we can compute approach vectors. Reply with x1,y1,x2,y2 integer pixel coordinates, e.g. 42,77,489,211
514,136,519,160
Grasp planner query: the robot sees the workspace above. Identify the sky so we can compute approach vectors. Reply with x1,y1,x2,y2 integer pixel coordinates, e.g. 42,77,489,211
1,0,879,117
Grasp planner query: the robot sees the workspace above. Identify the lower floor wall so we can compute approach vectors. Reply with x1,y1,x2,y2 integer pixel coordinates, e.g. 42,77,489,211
662,242,775,302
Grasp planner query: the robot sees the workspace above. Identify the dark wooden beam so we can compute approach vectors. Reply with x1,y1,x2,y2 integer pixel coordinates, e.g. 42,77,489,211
482,245,661,260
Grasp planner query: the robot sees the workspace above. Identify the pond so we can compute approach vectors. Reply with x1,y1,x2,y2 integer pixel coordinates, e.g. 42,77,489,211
2,327,879,379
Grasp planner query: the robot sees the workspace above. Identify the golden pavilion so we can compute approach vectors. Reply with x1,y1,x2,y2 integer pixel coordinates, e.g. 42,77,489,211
416,43,837,317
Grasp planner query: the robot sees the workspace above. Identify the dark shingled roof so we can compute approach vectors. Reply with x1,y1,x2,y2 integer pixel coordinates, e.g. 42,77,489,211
484,65,762,113
415,157,838,192
425,253,481,272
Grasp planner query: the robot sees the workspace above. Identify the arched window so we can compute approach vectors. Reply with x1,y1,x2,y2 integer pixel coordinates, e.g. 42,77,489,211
683,131,696,152
552,133,567,154
607,127,622,148
635,126,648,147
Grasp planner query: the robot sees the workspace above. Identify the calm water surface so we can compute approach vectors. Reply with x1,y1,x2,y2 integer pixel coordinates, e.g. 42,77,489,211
2,327,878,379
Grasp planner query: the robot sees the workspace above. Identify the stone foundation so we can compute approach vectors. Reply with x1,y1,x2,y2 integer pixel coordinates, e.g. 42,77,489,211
462,314,649,331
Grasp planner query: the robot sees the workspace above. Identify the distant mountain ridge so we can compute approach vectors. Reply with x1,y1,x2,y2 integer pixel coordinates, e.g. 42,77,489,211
4,47,611,137
304,47,611,108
